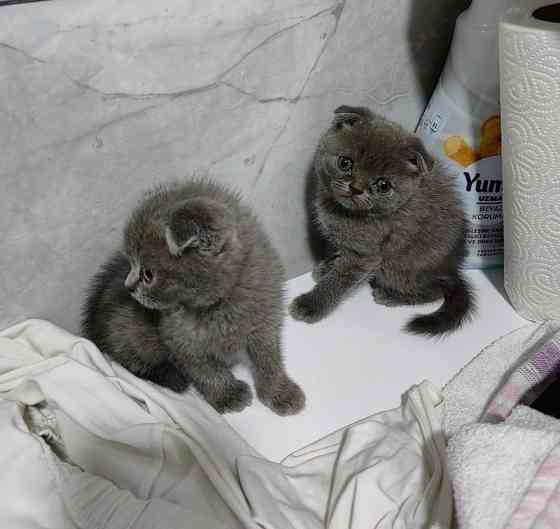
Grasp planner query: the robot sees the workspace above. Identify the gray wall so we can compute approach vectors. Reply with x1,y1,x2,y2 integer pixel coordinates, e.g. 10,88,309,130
1,0,469,333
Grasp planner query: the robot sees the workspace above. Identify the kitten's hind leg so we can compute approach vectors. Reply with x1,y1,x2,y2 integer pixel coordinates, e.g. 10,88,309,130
148,362,191,393
103,308,182,387
247,329,305,416
108,346,189,393
370,283,408,307
370,279,441,307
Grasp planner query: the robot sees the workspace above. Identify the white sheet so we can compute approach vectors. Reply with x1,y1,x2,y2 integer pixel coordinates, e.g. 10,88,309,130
0,319,452,529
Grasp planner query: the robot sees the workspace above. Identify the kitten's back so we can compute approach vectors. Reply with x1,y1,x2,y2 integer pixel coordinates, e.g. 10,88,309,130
129,179,247,233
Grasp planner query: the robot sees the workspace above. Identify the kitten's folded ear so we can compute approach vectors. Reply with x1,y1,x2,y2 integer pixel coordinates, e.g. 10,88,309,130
333,105,373,129
406,136,435,175
165,198,236,257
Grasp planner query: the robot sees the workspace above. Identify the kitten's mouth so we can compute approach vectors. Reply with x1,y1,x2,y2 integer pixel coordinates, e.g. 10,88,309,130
131,292,161,310
335,193,371,211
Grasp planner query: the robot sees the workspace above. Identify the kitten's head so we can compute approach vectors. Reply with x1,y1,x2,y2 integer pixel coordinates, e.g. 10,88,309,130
123,193,242,310
315,105,434,215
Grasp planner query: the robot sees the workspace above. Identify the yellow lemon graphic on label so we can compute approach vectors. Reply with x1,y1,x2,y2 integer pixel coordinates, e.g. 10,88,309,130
479,114,501,159
443,136,478,167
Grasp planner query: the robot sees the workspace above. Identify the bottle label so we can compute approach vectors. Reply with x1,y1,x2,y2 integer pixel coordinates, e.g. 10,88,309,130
461,156,503,266
418,96,503,269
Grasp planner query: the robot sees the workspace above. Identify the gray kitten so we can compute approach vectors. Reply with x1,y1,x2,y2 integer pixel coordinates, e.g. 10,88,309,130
82,179,305,415
290,105,475,336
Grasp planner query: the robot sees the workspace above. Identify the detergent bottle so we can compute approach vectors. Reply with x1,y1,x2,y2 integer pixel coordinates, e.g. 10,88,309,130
416,0,513,268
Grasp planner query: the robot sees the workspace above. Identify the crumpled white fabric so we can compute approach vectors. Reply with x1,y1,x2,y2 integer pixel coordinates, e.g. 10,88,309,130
0,319,452,529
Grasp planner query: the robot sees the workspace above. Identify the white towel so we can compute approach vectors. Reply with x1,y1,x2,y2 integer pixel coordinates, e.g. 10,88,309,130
443,321,558,436
444,321,560,529
448,420,560,529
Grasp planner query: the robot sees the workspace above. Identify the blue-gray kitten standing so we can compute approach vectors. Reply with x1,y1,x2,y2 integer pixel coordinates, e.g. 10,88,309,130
82,179,305,415
290,105,475,336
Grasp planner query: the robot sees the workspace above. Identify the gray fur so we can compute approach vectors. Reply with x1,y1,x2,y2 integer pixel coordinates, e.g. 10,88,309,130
290,105,475,336
82,179,305,414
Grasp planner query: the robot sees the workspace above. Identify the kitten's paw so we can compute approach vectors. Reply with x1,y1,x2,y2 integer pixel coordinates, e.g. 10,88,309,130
289,293,327,323
371,287,405,307
258,378,306,416
213,380,253,414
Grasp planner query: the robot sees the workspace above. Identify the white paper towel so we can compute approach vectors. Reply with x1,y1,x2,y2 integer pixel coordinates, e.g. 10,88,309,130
500,1,560,321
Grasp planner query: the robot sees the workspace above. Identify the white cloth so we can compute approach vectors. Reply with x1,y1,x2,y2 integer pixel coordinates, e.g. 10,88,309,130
0,319,452,529
442,321,558,437
447,407,560,529
443,321,560,529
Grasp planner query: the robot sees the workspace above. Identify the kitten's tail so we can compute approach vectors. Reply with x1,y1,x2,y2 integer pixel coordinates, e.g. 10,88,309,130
405,272,476,337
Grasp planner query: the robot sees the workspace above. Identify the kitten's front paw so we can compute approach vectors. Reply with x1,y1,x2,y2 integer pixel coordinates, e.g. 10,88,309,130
312,260,331,282
258,378,306,416
289,293,327,324
213,380,253,414
312,254,340,282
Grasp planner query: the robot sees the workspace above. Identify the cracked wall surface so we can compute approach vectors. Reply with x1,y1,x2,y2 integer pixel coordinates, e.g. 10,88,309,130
1,0,469,332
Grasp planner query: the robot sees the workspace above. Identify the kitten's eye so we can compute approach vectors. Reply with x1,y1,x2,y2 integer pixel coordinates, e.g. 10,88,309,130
408,156,420,169
141,268,154,284
337,156,353,172
376,179,391,194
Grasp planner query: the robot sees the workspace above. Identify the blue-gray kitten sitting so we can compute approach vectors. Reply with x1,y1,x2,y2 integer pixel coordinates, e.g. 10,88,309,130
82,179,305,415
290,105,475,336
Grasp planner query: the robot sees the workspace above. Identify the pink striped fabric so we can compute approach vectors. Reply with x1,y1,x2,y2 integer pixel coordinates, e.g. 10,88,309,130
483,338,560,422
504,446,560,529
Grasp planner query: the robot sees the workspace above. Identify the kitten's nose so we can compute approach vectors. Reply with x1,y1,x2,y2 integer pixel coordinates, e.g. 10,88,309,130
125,270,139,292
349,183,364,196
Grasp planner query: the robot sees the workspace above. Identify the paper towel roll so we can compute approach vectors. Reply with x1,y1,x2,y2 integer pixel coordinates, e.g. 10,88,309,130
500,1,560,321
